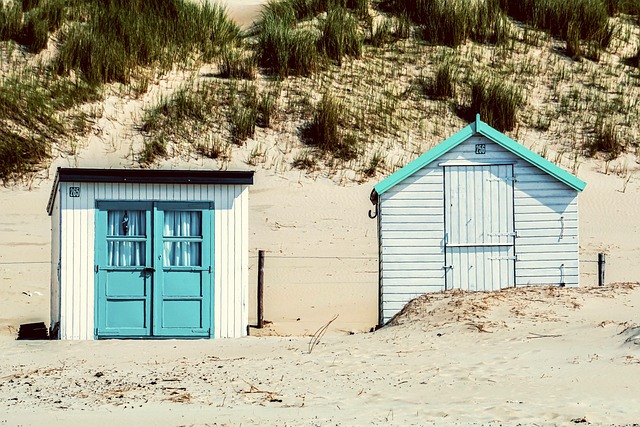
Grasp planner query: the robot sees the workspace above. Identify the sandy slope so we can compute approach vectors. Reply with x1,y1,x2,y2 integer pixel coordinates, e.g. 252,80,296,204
1,284,639,425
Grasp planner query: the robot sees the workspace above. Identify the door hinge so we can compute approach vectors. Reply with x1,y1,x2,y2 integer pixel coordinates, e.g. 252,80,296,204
208,265,212,274
489,255,518,261
487,232,518,237
486,176,517,182
95,264,99,273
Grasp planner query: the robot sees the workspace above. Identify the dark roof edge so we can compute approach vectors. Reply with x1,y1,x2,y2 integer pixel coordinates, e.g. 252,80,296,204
56,168,254,185
47,168,254,215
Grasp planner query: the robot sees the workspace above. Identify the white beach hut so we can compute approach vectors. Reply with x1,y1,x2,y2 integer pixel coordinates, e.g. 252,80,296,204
47,168,253,340
370,115,586,325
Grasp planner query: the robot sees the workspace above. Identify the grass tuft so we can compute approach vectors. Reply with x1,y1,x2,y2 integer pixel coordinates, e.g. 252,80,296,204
55,0,240,85
319,7,362,65
219,48,257,80
498,0,614,50
258,90,278,127
420,62,456,100
467,75,523,132
229,86,259,144
382,0,508,47
586,118,624,158
306,92,359,160
139,133,168,165
256,4,322,77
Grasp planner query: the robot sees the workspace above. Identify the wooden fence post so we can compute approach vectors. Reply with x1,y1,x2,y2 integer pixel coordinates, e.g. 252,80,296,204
598,253,605,286
258,250,264,328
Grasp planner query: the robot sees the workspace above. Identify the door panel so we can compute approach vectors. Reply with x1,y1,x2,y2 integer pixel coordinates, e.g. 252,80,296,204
444,165,515,291
153,207,211,337
96,207,152,337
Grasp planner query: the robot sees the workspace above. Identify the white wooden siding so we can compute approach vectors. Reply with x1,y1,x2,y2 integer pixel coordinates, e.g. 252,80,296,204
379,135,580,323
55,182,249,340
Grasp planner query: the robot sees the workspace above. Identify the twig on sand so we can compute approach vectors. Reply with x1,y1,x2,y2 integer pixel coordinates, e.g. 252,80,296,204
467,322,492,333
527,332,562,339
239,379,282,402
308,314,339,354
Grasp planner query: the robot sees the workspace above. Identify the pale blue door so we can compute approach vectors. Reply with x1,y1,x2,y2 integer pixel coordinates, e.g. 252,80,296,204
444,165,515,291
95,201,213,338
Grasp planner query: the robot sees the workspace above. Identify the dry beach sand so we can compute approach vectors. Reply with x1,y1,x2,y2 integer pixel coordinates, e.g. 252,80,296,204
1,0,640,425
1,284,639,425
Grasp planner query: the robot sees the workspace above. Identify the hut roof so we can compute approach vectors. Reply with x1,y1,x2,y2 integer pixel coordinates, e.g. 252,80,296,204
372,114,586,203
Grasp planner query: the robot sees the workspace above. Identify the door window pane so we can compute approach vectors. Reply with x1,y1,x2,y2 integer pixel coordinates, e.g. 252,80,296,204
108,210,146,236
108,241,146,267
163,242,201,266
163,211,201,237
163,211,202,267
107,210,146,267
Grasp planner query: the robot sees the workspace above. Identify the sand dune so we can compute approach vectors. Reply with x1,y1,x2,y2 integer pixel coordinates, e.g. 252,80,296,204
1,284,639,425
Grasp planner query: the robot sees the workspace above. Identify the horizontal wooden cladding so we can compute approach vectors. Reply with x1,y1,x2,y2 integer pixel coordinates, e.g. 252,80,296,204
381,229,443,239
383,184,443,198
514,189,578,202
516,236,578,246
517,274,579,283
379,222,444,232
380,206,442,216
380,214,442,223
514,203,577,215
514,197,577,210
381,198,442,208
515,242,578,253
516,281,578,287
517,221,577,231
381,236,443,247
516,253,578,263
381,276,446,286
382,260,445,271
382,268,445,279
382,246,445,255
382,287,442,300
515,211,577,222
382,253,445,263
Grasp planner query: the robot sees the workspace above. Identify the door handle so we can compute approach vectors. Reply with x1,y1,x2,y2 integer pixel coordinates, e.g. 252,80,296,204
143,267,156,273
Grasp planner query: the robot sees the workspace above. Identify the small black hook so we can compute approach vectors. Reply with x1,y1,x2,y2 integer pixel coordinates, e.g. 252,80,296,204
368,203,378,219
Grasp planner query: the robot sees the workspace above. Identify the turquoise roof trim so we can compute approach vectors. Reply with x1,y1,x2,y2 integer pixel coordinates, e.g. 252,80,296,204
373,114,586,196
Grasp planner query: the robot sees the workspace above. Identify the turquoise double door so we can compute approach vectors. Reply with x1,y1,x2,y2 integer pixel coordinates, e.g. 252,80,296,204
95,201,214,338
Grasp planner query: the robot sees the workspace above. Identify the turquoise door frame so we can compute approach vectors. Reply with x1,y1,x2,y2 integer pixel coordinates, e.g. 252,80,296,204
95,201,214,339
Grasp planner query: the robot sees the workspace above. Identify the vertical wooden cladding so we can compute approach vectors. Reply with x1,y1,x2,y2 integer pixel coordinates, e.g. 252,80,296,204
378,135,581,324
57,181,249,340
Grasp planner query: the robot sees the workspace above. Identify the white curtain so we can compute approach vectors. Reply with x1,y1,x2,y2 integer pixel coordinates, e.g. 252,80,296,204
163,211,201,267
107,210,145,267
